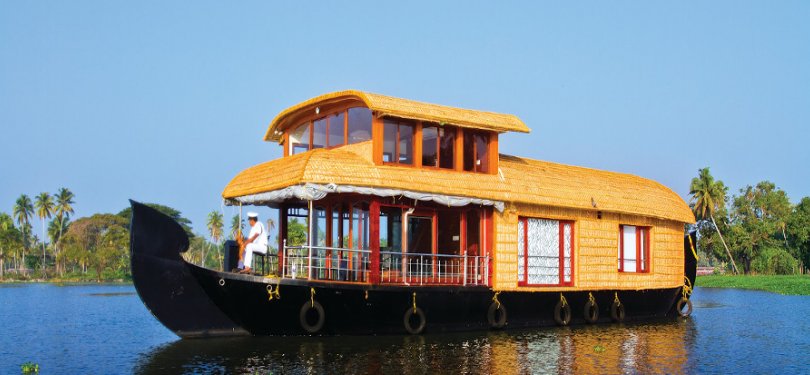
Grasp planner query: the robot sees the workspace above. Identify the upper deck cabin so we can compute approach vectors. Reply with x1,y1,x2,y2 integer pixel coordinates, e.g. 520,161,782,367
264,90,528,173
224,90,694,292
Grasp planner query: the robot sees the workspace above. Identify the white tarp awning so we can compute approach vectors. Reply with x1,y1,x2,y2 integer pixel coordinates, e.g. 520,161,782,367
225,183,505,212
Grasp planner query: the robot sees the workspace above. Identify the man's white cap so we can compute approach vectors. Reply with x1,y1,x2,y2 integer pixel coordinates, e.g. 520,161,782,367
247,212,259,219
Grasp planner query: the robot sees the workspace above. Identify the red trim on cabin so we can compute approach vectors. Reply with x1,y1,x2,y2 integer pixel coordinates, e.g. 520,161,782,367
618,224,651,274
619,225,625,273
517,217,575,287
369,200,380,283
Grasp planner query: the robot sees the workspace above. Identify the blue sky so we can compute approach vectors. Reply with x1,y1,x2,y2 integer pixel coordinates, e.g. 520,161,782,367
1,1,808,238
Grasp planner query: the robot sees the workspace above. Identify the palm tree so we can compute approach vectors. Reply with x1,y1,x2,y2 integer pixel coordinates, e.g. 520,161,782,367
266,217,276,248
230,214,244,240
689,168,739,274
54,188,75,275
34,192,55,273
13,194,34,270
207,211,224,269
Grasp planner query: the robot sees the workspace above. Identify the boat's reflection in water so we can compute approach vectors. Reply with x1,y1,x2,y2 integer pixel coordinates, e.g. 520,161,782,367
134,319,696,374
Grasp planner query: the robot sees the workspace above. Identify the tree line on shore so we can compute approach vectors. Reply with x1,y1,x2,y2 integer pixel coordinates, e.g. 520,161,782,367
1,168,808,281
690,168,809,275
0,189,277,282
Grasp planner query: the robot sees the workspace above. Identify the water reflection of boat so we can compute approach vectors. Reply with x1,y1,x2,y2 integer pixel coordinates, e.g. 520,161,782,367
130,91,697,337
489,320,697,375
133,320,696,374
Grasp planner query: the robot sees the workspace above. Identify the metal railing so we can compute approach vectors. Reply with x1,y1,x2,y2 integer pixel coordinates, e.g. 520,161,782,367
281,242,489,286
380,251,489,286
283,244,371,282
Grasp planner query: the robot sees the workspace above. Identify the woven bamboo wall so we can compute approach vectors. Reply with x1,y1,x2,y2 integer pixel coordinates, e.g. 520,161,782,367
493,203,684,291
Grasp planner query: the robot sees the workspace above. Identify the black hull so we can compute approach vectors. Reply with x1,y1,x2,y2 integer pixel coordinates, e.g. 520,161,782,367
129,201,248,338
189,264,684,335
130,200,696,337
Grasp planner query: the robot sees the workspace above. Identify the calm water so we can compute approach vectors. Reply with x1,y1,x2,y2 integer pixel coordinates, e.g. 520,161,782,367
1,285,808,374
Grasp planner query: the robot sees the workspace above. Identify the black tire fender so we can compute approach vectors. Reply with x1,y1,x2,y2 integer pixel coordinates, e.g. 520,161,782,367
584,299,599,324
610,301,625,322
404,307,426,334
677,297,693,317
487,301,507,329
299,300,325,334
554,300,572,326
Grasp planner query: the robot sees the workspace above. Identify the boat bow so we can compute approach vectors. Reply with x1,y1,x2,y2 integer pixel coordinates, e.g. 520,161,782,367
129,200,248,337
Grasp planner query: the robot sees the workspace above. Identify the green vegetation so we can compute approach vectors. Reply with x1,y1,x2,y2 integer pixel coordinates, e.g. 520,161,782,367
696,275,810,295
20,361,39,374
690,168,809,276
0,188,232,282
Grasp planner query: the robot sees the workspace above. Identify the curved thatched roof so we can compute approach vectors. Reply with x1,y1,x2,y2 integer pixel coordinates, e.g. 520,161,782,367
263,90,530,142
222,146,694,224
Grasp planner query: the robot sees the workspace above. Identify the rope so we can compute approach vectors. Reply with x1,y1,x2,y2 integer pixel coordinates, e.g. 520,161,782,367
266,283,281,301
492,291,501,309
588,292,596,305
613,292,621,307
688,235,699,261
310,287,316,308
412,292,417,313
560,293,568,308
683,276,693,299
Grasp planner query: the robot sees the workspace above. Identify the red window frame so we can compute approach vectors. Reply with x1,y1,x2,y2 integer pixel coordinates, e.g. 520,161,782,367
517,217,575,287
463,130,490,173
421,124,455,170
618,225,651,273
382,120,414,165
287,106,372,156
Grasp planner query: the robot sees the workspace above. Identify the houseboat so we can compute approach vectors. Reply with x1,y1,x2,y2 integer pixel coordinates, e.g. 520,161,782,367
129,90,698,337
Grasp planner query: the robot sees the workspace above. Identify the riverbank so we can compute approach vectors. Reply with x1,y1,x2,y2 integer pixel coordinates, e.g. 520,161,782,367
696,274,810,296
0,272,132,284
1,279,131,285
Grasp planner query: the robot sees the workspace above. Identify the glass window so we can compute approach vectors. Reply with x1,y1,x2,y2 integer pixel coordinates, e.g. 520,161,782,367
422,126,439,167
466,210,480,256
290,122,310,155
382,119,414,165
463,132,475,171
383,120,397,162
475,132,489,173
407,216,433,254
439,127,455,169
312,118,327,149
463,130,489,173
619,225,650,273
379,206,402,252
518,217,574,286
437,211,460,255
399,124,413,164
328,112,345,147
332,205,342,248
347,107,372,144
313,207,327,247
352,203,370,250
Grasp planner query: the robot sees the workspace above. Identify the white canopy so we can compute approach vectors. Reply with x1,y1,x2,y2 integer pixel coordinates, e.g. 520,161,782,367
224,183,505,212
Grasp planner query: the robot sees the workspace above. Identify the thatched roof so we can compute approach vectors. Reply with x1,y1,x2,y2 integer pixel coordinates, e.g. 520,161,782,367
222,146,695,223
263,90,530,142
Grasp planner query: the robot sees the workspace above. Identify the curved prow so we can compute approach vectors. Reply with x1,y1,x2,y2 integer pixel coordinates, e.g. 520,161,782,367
129,200,248,338
683,231,698,296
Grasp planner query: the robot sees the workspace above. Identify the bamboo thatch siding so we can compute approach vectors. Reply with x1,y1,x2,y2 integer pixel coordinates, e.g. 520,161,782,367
264,90,530,142
493,203,685,291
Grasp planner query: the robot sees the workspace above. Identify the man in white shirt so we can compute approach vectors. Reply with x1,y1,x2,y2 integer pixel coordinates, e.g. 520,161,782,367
240,212,268,274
